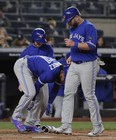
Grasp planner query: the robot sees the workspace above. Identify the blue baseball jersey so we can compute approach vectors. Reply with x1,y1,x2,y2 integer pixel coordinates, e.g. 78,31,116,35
70,20,98,62
27,55,62,88
19,43,54,58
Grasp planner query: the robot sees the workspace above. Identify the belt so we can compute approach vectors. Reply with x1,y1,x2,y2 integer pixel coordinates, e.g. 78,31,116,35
73,61,88,64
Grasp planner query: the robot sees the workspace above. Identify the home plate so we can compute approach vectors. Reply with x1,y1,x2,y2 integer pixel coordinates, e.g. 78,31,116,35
32,136,54,139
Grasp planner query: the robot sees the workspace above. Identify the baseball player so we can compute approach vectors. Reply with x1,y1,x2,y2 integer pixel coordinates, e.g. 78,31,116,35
11,55,66,132
12,28,54,132
46,55,69,118
51,6,104,136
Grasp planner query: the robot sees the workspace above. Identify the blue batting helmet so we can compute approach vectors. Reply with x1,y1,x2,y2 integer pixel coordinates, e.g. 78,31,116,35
32,28,47,43
63,6,81,23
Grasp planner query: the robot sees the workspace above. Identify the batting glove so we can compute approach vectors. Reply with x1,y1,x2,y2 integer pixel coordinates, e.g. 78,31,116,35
45,103,52,116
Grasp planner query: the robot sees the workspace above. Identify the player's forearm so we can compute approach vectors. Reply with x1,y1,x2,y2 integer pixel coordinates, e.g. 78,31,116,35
64,38,90,50
77,42,90,50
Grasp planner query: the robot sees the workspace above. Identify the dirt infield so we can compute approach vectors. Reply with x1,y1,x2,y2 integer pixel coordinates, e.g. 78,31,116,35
1,118,116,140
0,129,116,140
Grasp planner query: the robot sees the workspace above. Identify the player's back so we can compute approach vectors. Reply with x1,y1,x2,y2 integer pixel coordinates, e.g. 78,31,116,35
27,55,62,83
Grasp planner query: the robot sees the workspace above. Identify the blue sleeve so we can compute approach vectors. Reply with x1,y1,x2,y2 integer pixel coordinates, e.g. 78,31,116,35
19,48,29,58
85,24,97,50
48,82,60,104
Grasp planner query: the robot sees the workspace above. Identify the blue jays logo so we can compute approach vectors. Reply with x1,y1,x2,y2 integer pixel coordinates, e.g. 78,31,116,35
37,33,43,38
66,11,71,14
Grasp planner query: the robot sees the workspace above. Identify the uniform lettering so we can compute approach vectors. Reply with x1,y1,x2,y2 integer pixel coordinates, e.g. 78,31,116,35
39,56,62,70
70,33,84,42
40,56,54,64
49,62,61,70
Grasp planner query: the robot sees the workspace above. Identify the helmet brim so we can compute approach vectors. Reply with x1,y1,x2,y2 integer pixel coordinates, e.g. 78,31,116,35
34,38,47,44
63,15,76,23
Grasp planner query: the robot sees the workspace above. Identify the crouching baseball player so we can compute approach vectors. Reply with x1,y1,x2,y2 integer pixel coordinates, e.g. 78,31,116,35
17,27,55,132
11,55,66,133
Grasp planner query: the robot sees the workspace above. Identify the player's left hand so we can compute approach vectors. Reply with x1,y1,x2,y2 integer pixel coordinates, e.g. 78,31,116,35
45,103,52,116
64,38,74,47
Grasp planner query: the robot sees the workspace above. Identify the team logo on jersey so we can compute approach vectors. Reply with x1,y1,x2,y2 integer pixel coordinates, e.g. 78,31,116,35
71,33,84,42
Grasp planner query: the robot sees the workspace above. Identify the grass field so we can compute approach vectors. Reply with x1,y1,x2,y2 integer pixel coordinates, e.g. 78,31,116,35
0,121,116,130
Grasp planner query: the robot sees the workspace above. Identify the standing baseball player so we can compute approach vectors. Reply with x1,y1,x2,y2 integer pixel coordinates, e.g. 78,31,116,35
12,28,54,132
51,6,104,136
11,55,65,132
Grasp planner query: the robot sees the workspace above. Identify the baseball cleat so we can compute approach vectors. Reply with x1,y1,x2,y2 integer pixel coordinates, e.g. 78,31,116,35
41,126,49,132
41,126,57,133
51,126,72,135
88,124,104,137
35,123,41,128
11,118,26,132
23,124,42,133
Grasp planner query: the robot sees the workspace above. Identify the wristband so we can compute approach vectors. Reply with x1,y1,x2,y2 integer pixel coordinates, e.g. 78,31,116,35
74,41,78,48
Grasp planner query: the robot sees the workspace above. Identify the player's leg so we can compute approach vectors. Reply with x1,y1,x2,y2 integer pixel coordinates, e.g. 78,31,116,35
80,60,104,136
23,84,49,131
23,87,43,126
12,58,36,120
52,62,80,134
11,58,36,131
23,84,48,129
